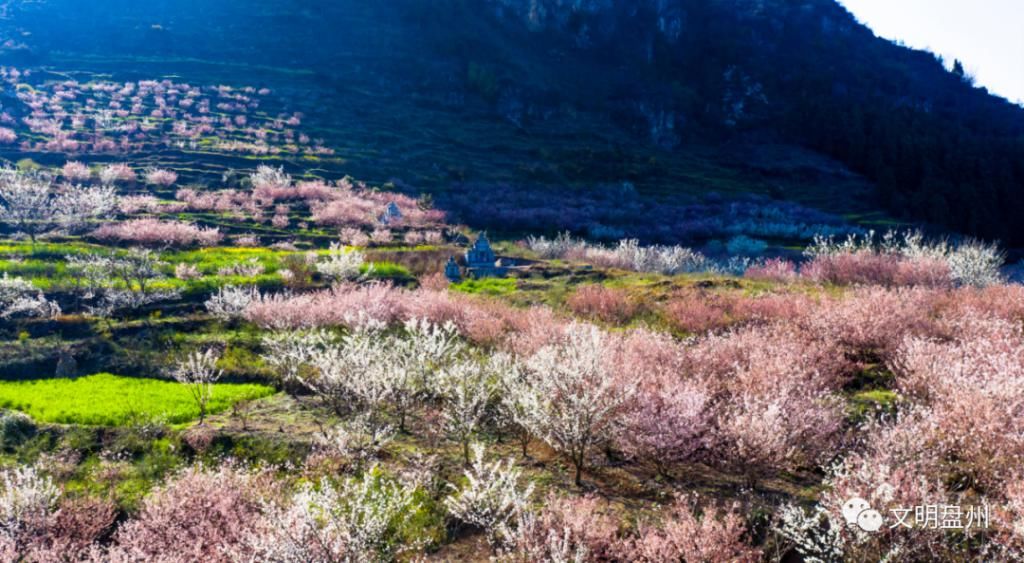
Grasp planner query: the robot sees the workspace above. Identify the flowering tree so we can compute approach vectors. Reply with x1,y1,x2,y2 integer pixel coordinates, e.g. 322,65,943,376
144,168,178,187
61,162,92,182
250,469,422,562
316,413,395,472
250,164,291,190
492,353,535,458
445,444,534,546
439,361,494,464
519,323,635,486
504,494,619,562
0,167,116,246
0,466,60,559
711,381,843,486
92,218,222,248
0,274,60,319
171,349,223,424
390,318,464,429
775,412,954,561
261,329,338,387
619,376,711,475
204,285,257,322
626,496,761,563
316,242,370,281
98,163,135,184
65,249,180,318
298,325,395,416
111,465,266,562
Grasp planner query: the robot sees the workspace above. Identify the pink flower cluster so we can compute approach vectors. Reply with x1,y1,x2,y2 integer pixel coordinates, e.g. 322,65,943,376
801,251,952,287
510,494,760,562
308,178,445,230
0,70,330,157
92,218,223,248
176,175,446,234
566,285,640,323
145,168,178,187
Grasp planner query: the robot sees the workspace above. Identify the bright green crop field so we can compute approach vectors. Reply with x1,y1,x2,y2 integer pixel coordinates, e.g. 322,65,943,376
0,373,275,426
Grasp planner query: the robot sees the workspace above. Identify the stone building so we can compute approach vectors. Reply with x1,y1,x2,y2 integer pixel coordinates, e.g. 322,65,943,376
444,232,508,281
379,202,403,225
444,256,462,282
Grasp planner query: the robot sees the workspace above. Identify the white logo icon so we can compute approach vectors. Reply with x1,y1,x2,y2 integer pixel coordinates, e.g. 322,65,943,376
842,497,883,532
842,497,871,525
856,509,884,532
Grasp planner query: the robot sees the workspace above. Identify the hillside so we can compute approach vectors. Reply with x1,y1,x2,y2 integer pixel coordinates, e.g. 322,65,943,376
1,0,1021,244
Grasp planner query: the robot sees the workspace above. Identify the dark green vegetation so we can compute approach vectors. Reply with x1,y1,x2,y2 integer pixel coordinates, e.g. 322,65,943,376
4,0,1022,246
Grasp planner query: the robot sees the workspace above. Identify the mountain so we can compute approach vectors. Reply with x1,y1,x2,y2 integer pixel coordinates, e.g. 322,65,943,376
2,0,1023,243
474,0,1024,242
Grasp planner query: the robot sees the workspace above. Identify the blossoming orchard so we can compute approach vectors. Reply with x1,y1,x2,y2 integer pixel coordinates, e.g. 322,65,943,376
0,147,1018,561
0,5,1018,561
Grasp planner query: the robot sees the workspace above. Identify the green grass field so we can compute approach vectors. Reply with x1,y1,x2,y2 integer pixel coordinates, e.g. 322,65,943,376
0,374,275,426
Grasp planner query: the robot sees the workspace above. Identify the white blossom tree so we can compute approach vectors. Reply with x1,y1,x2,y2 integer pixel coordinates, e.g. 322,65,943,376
0,274,60,319
172,349,223,424
316,413,395,472
520,323,635,486
251,469,421,562
439,360,494,464
316,242,371,281
388,318,463,431
493,352,533,458
65,249,179,318
261,329,338,385
0,167,116,246
445,443,534,546
263,319,463,431
0,466,60,557
204,285,258,321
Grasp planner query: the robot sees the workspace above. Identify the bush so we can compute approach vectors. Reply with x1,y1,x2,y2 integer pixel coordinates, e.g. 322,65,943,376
566,285,639,323
725,235,767,256
0,410,36,449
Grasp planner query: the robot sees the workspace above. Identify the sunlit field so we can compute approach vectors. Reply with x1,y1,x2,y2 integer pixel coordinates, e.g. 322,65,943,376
0,374,274,426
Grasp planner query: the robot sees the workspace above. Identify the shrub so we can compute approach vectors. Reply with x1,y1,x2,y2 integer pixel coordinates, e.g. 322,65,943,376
626,496,761,563
445,444,534,546
744,258,798,282
61,161,92,182
144,168,178,187
506,494,620,561
112,465,267,562
0,411,36,449
566,285,638,323
93,218,223,248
